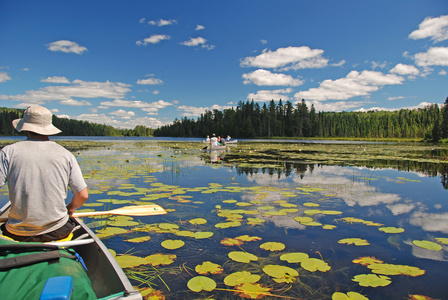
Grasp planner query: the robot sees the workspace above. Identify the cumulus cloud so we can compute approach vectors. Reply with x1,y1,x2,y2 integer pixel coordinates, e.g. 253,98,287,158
0,72,11,83
247,88,293,102
409,15,448,43
75,113,167,129
110,109,136,119
60,99,92,106
294,70,404,101
196,25,205,30
389,63,420,76
177,104,233,117
413,47,448,67
148,19,177,27
240,46,327,70
242,69,304,86
181,37,207,46
1,80,131,103
41,76,70,84
99,99,173,116
136,34,171,46
137,77,164,85
47,40,87,54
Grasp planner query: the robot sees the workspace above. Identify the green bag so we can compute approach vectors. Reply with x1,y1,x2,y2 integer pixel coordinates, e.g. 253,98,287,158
0,238,97,300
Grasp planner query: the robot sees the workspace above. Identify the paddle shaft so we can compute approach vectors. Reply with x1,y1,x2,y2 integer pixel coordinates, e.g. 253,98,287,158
0,204,167,222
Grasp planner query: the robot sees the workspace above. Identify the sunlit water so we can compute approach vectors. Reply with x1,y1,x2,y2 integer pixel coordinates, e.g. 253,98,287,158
1,140,447,299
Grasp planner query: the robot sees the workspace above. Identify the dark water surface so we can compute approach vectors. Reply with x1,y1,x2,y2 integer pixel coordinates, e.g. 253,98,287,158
1,139,447,299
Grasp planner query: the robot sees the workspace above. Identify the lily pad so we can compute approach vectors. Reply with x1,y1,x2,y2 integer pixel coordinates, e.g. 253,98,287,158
262,265,299,283
332,291,369,300
193,231,214,239
280,252,309,263
195,261,224,275
161,239,185,250
368,263,425,277
301,258,331,272
260,242,285,251
413,240,443,251
125,236,151,243
352,256,384,266
338,238,370,246
187,276,216,292
228,251,258,263
189,218,208,225
224,271,261,286
146,253,176,266
352,274,391,287
378,227,405,234
435,237,448,245
235,283,272,299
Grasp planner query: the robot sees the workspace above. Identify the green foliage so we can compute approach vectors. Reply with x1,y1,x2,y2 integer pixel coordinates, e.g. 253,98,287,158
153,99,447,140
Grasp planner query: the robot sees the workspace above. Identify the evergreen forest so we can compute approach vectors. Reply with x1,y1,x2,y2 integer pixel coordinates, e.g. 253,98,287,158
154,98,448,142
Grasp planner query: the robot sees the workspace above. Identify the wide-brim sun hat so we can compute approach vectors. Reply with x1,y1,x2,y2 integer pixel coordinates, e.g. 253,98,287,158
12,105,62,135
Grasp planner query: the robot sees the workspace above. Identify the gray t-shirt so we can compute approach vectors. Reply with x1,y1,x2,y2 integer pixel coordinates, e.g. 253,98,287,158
0,139,87,236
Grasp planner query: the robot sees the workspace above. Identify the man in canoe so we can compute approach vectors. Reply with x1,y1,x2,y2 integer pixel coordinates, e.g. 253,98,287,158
0,105,88,242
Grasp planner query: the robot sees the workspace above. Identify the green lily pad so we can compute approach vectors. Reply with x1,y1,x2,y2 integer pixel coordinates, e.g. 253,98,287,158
146,253,176,266
125,236,151,243
193,231,214,239
368,263,425,276
332,291,369,300
338,238,370,246
228,251,258,263
294,216,314,223
115,254,148,269
352,274,391,287
260,242,285,251
280,252,309,263
413,240,443,251
195,261,223,275
189,218,208,225
224,271,261,286
301,258,331,272
262,265,299,283
435,237,448,245
187,276,216,292
161,239,185,250
378,227,405,234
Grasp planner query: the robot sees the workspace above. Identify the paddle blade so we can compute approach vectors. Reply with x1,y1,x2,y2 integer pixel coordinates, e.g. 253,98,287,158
73,204,167,218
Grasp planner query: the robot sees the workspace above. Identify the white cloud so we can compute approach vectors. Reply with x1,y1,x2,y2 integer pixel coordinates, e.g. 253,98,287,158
177,104,233,117
75,113,167,129
413,47,448,67
0,72,11,83
409,15,448,43
148,19,177,27
1,80,131,103
387,96,405,100
110,109,136,119
247,88,293,102
100,99,173,115
60,99,92,106
307,100,367,112
136,34,171,46
181,37,207,47
196,25,205,30
47,40,87,54
389,63,420,76
294,70,404,101
356,101,434,112
242,69,304,86
137,78,164,85
240,46,326,70
439,69,447,75
41,76,70,84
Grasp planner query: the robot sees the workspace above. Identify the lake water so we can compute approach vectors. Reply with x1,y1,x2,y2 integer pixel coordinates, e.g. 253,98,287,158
1,139,447,299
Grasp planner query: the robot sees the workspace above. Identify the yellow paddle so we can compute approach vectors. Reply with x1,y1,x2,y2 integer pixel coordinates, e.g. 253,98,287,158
0,204,167,222
73,204,167,217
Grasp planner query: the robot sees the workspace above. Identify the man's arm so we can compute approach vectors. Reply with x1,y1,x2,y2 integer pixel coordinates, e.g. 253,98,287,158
66,188,88,216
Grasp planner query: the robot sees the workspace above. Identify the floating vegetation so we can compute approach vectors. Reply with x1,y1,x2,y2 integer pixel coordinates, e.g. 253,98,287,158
4,140,443,299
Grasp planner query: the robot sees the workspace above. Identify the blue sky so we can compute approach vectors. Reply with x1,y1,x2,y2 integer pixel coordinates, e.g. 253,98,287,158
1,1,447,130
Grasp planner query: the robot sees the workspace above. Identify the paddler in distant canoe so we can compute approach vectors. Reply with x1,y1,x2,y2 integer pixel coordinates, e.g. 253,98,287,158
0,105,88,242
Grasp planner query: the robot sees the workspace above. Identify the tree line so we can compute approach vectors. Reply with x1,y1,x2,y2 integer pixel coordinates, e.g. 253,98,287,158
0,107,154,137
154,98,448,141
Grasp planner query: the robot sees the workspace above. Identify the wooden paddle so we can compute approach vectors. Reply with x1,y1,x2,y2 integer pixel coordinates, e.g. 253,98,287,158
0,204,167,222
73,204,167,217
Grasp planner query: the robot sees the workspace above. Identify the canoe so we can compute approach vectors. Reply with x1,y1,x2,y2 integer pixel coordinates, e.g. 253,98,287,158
0,202,142,300
225,139,237,144
210,144,227,150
